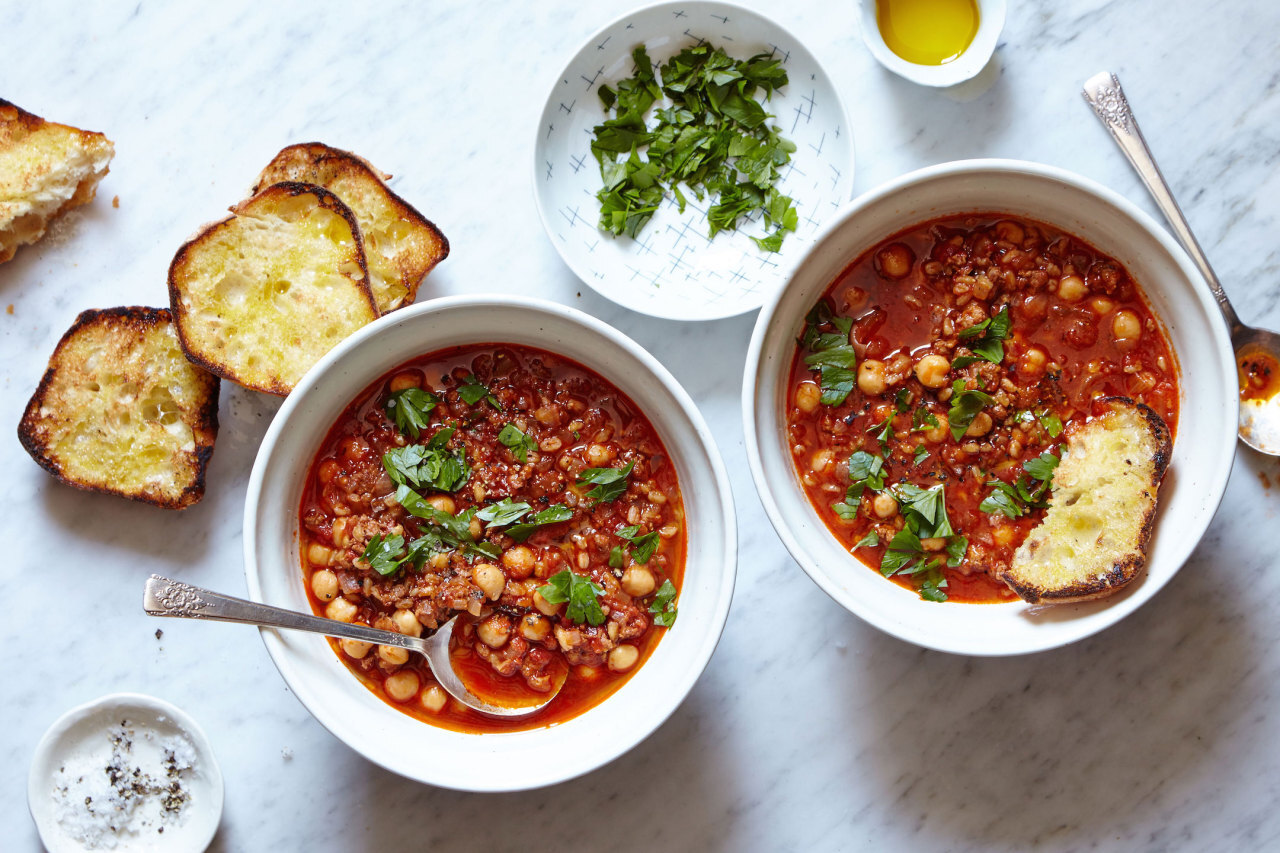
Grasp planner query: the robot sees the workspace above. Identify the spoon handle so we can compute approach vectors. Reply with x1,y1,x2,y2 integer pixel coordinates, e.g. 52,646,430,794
142,574,423,652
1082,71,1241,332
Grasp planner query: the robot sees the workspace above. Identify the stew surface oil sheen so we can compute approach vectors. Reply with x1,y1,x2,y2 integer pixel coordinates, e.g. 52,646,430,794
787,214,1179,603
299,343,685,732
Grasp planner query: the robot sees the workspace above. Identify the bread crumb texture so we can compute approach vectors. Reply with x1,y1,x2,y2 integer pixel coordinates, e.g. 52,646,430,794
18,307,219,509
168,182,378,395
0,99,113,263
999,397,1171,604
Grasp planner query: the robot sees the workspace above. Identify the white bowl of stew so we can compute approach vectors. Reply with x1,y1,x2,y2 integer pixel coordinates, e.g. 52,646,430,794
743,159,1236,655
244,295,735,790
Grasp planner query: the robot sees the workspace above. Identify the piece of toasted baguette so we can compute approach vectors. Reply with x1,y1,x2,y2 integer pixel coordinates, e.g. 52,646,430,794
251,143,448,312
998,397,1172,604
18,307,220,509
168,182,378,396
0,99,114,264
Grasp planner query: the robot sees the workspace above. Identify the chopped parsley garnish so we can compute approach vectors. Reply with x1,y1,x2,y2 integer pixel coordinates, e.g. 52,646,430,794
457,374,500,409
609,545,626,569
615,524,660,564
952,306,1011,368
912,444,930,465
538,569,606,626
947,380,994,441
877,482,966,602
361,533,407,576
498,423,537,463
384,388,438,439
832,450,886,518
854,530,880,549
911,406,941,432
475,497,532,528
592,44,797,249
382,427,470,493
649,578,678,627
577,460,635,503
980,450,1061,518
800,301,858,406
394,485,500,560
505,504,573,542
1039,410,1064,438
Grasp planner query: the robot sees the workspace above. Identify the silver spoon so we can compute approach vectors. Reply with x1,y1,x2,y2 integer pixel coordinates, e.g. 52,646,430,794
1083,70,1280,454
142,574,563,717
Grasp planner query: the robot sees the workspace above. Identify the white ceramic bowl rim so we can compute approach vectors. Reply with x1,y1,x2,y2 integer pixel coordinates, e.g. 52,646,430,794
244,294,737,790
27,692,224,853
743,157,1237,655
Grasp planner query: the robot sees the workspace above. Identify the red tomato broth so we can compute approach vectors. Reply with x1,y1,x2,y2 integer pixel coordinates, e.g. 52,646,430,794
786,214,1180,603
299,343,686,733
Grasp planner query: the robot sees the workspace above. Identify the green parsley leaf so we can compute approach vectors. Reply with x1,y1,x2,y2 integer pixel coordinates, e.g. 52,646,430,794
832,501,860,520
1040,410,1064,438
394,485,498,560
538,569,606,626
382,427,470,493
498,423,537,463
844,450,886,503
361,533,406,576
945,535,968,567
911,407,941,432
384,388,438,439
854,530,880,549
913,444,930,466
457,374,500,409
649,578,678,627
947,380,994,441
979,482,1025,519
616,525,661,564
1024,451,1061,483
609,545,626,569
475,498,533,528
892,483,954,539
506,504,573,542
577,460,635,503
919,577,949,602
954,307,1011,366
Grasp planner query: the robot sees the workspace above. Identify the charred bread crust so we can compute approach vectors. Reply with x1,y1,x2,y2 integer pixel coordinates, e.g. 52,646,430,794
998,396,1172,605
167,181,376,396
18,306,220,509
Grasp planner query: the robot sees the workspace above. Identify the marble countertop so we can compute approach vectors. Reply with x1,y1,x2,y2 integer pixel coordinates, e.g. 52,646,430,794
4,1,1279,850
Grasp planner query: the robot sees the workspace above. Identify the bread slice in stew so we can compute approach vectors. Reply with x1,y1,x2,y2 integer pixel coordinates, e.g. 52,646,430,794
0,99,114,264
251,143,448,313
998,397,1172,604
18,306,220,509
168,181,378,396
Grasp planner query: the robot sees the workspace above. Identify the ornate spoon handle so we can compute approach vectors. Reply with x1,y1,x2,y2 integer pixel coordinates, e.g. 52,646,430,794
1082,71,1240,332
142,574,423,651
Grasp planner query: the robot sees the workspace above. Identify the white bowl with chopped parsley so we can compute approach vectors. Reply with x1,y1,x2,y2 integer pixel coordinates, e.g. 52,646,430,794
533,1,854,320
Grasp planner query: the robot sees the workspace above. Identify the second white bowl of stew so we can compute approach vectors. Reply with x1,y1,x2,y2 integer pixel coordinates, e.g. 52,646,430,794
744,159,1236,655
245,295,735,790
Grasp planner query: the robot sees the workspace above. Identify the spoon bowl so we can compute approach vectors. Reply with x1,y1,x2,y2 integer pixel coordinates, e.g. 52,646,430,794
142,575,563,717
1084,71,1280,455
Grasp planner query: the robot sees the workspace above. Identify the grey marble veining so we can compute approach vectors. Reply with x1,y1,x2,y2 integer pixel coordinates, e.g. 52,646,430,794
2,1,1279,850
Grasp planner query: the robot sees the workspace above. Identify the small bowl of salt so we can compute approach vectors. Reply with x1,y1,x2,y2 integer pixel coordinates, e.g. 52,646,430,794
28,693,223,853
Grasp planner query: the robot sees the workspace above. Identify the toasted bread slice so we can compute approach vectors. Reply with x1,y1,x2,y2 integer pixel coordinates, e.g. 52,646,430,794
18,307,219,509
251,143,448,312
999,397,1172,604
168,182,377,395
0,99,114,263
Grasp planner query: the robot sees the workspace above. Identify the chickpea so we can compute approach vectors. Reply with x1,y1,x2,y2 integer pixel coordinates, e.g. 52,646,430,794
923,413,950,444
307,543,333,567
392,609,422,637
521,613,551,642
1057,274,1088,302
378,644,410,666
920,537,947,552
502,545,536,579
586,443,614,466
330,517,351,547
872,493,898,519
809,449,835,475
421,685,448,714
965,411,994,437
621,565,656,597
1088,296,1115,315
384,670,420,703
468,516,482,539
994,220,1025,244
1018,346,1048,380
914,353,951,389
533,588,561,616
426,494,456,515
992,524,1016,547
388,370,422,392
607,644,640,673
325,597,357,623
317,459,340,484
858,360,888,396
310,568,339,601
1112,310,1142,349
477,614,510,649
340,638,371,659
876,243,914,279
472,563,505,600
795,381,822,414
